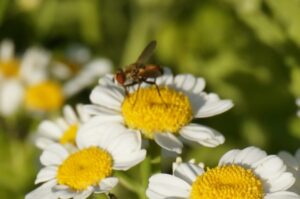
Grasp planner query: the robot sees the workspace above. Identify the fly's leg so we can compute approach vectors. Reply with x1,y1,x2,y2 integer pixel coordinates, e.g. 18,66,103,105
131,82,142,107
123,81,138,96
144,79,165,104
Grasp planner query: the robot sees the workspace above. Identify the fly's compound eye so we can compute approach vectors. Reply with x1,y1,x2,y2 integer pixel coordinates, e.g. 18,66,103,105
115,71,126,85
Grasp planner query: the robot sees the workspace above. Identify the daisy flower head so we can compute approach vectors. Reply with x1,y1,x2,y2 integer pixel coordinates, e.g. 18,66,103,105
21,47,65,112
85,67,233,153
26,121,146,199
146,146,300,199
0,39,65,115
278,149,300,194
35,104,91,150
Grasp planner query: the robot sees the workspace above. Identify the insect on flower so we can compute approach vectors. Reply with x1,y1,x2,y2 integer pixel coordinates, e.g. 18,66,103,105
114,40,164,96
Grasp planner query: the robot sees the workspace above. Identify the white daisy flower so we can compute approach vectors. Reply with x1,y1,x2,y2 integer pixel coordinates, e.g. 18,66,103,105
26,121,146,199
0,39,63,115
278,149,300,194
35,104,91,150
147,146,300,199
52,44,112,97
20,47,64,112
85,68,233,153
0,40,111,116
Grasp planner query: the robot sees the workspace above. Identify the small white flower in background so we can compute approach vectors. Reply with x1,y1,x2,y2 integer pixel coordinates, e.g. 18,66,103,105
35,104,91,150
52,44,112,97
278,149,300,194
0,40,112,116
146,146,300,199
0,39,60,115
20,46,51,85
62,58,112,98
85,68,233,154
20,47,67,113
26,122,146,199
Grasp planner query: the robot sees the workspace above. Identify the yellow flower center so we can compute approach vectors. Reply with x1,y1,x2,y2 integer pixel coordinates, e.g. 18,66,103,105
121,86,193,139
0,59,19,78
57,146,113,191
25,81,64,111
60,124,78,145
190,165,264,199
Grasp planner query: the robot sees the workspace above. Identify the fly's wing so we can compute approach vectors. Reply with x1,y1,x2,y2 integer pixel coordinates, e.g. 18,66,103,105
136,40,157,65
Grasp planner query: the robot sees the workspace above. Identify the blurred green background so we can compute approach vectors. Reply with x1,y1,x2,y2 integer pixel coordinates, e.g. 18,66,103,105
1,0,300,198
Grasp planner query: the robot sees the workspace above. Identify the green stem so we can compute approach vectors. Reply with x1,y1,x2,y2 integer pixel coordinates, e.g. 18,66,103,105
115,171,140,193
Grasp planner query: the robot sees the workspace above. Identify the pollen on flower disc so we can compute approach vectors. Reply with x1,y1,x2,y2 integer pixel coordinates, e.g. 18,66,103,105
25,81,64,112
121,86,193,139
190,164,264,199
56,146,113,191
59,124,78,145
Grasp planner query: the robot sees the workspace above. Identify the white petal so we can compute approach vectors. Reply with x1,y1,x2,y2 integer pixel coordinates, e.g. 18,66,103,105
63,59,111,97
35,166,57,184
52,185,77,199
25,180,57,199
107,129,142,156
265,191,300,199
180,123,225,147
174,74,196,91
154,133,183,154
40,144,68,166
38,120,63,140
76,120,126,149
113,150,146,170
253,156,290,192
99,74,116,86
146,174,191,198
73,187,93,199
55,118,69,131
83,105,123,122
173,162,204,184
96,177,119,193
195,93,233,118
192,78,206,94
63,105,78,124
156,67,173,86
232,146,267,167
35,137,56,150
76,104,91,123
106,127,146,169
267,172,295,192
89,85,123,111
145,189,165,199
0,80,24,116
218,149,240,166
